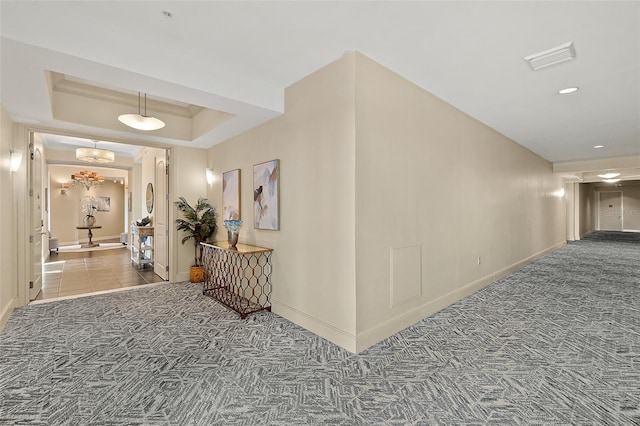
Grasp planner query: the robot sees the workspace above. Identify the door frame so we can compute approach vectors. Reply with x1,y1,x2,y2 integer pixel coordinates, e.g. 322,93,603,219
18,126,177,308
154,153,169,280
28,134,44,300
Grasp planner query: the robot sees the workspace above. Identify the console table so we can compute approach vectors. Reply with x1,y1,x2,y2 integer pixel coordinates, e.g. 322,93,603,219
201,242,273,318
76,225,102,248
131,225,154,269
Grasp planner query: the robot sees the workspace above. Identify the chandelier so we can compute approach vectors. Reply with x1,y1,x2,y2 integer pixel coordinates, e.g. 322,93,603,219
70,170,105,191
118,92,165,131
76,140,115,163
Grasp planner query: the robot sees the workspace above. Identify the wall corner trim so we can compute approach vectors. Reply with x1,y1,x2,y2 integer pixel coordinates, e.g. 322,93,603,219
271,299,357,353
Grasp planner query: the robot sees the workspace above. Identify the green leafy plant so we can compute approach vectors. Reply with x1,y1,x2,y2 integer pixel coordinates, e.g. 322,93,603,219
175,197,218,266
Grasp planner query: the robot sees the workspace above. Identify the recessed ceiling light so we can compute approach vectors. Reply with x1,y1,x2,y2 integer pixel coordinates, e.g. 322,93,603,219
558,87,579,95
597,173,621,179
603,179,621,183
593,145,605,149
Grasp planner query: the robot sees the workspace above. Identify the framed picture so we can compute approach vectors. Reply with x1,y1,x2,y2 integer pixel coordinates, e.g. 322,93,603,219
94,196,111,212
253,159,279,230
222,169,241,220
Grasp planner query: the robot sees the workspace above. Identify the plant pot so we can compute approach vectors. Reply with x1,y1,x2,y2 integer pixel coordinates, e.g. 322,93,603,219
83,215,96,227
190,266,204,283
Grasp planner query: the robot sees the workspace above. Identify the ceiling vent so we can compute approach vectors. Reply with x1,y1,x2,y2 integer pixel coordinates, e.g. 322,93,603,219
524,41,576,71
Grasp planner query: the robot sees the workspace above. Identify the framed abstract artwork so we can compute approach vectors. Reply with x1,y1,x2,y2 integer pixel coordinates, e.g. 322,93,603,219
94,196,111,212
222,169,241,220
253,159,279,230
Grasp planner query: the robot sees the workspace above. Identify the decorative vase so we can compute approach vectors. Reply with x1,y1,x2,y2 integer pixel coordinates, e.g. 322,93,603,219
190,266,204,283
83,215,96,227
224,219,242,250
227,230,239,249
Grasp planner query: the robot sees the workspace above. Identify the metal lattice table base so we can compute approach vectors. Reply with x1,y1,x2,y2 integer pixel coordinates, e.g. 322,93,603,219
201,242,273,319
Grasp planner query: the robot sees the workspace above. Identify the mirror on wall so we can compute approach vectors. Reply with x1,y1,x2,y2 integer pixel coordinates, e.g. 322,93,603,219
146,182,154,214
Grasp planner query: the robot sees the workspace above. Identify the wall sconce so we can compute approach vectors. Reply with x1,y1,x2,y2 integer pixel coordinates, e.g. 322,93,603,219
9,149,23,172
60,183,69,195
206,168,214,185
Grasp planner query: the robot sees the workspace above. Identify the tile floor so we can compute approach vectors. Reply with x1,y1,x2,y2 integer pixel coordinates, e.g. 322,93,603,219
38,240,165,300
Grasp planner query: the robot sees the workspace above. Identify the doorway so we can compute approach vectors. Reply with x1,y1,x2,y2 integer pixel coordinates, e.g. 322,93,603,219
598,191,623,231
27,131,172,301
29,137,44,300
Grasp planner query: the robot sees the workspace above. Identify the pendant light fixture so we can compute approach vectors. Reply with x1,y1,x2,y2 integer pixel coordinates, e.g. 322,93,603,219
76,140,115,163
118,92,165,131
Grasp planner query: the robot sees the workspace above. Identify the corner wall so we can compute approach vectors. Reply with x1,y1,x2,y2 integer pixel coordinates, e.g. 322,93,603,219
0,105,17,329
206,52,566,353
172,146,209,283
621,182,640,231
579,183,597,237
208,53,358,350
352,53,566,351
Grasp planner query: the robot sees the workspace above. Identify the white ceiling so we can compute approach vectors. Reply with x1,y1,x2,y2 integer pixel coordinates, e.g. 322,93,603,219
1,1,639,166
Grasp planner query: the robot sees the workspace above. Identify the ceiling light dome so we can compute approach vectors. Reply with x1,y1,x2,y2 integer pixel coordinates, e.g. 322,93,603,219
597,173,621,179
118,92,165,131
76,140,114,163
117,113,165,131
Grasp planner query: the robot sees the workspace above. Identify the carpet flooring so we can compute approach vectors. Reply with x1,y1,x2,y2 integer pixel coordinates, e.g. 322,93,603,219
0,231,638,425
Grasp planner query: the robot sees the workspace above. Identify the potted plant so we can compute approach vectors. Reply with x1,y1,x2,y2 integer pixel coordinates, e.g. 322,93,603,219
175,197,218,283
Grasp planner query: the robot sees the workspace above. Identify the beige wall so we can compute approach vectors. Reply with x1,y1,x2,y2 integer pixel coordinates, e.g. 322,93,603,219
207,52,566,352
0,105,17,328
49,164,126,244
130,163,142,227
139,147,166,222
0,109,28,324
172,146,210,282
579,183,597,237
208,53,358,348
353,53,566,350
622,182,640,231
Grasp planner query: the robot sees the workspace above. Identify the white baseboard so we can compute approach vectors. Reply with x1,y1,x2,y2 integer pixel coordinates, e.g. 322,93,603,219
622,229,640,233
355,240,567,353
246,241,567,355
0,298,16,333
60,235,123,246
271,299,357,353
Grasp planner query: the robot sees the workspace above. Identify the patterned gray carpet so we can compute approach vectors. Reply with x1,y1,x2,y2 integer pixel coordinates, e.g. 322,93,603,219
1,231,638,425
